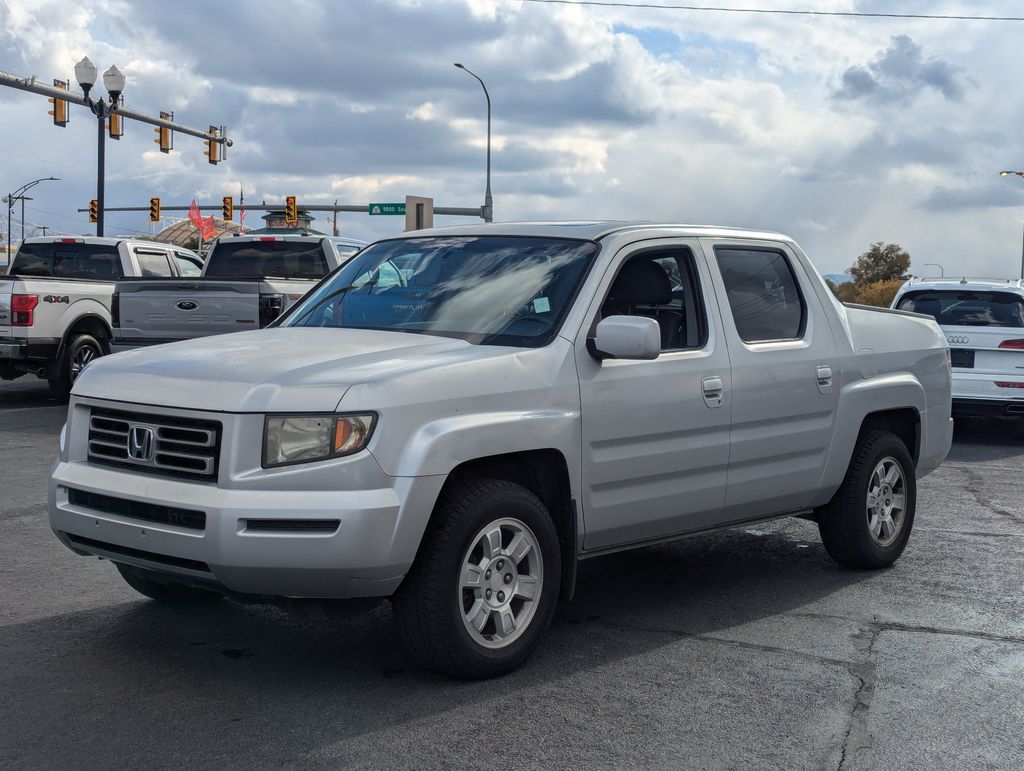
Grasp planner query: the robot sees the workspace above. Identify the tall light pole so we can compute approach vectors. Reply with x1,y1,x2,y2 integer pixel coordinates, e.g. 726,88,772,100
924,263,945,277
4,176,59,258
75,57,125,237
454,63,493,223
999,170,1024,280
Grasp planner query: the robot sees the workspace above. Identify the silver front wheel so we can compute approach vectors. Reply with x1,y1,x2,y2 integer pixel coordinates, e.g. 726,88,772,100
866,456,907,547
459,517,544,650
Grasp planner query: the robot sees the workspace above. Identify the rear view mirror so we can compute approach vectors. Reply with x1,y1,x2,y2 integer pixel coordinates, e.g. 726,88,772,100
591,315,661,360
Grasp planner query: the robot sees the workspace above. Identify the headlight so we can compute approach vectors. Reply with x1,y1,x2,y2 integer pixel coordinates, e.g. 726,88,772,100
263,413,376,468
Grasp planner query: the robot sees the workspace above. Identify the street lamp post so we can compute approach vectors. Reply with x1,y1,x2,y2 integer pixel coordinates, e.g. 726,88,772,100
999,170,1024,280
75,57,125,237
924,263,945,277
4,176,59,259
454,63,493,223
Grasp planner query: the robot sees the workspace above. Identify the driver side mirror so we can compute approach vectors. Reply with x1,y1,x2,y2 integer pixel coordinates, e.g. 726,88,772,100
590,315,661,360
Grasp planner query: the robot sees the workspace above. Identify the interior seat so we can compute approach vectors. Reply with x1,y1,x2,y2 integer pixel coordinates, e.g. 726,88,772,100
603,259,682,349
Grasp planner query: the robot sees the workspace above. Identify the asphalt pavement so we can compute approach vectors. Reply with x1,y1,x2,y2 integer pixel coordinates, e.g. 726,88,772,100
1,380,1022,769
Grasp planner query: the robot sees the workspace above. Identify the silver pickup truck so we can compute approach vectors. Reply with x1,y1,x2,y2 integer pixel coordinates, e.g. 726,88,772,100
111,234,364,350
50,222,952,678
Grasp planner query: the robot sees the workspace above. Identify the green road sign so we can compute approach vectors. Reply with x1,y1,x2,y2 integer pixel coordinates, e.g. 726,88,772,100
368,202,406,216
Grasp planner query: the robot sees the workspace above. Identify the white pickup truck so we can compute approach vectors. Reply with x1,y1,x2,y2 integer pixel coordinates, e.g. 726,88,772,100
50,222,953,678
0,237,203,397
111,234,364,351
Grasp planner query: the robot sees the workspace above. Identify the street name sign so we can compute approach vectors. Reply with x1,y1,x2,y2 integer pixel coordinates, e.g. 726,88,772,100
369,202,406,216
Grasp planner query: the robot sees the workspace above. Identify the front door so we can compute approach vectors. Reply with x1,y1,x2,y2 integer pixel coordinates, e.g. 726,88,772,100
576,240,733,550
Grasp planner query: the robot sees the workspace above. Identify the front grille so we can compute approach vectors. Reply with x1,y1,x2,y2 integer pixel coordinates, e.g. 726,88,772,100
67,488,206,531
64,533,211,573
88,408,221,481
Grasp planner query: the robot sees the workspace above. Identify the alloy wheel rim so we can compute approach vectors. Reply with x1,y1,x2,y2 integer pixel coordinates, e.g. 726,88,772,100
866,456,906,547
459,517,543,650
70,344,98,381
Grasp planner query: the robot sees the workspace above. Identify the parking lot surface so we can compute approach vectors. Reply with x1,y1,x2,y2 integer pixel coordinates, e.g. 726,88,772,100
1,381,1022,769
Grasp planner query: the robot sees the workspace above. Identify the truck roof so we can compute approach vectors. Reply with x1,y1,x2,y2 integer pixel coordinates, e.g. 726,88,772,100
219,233,366,246
386,221,794,243
898,276,1024,295
19,236,171,247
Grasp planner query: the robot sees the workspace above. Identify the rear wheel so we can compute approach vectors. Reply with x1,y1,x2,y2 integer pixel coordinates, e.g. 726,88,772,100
818,430,916,569
48,333,105,400
392,478,561,679
115,563,223,605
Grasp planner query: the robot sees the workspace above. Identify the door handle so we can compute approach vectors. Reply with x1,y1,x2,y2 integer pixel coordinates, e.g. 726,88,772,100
816,365,833,394
702,376,724,408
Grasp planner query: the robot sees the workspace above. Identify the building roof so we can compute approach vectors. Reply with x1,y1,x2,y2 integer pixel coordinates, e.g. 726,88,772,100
154,218,243,246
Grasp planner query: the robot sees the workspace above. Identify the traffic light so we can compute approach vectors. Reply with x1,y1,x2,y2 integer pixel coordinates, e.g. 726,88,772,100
203,126,220,165
48,79,69,127
222,196,233,221
149,197,160,222
107,111,123,140
88,199,99,224
154,111,172,153
285,196,297,223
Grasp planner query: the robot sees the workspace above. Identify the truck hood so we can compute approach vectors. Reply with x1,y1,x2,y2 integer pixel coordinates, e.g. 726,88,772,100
73,327,474,412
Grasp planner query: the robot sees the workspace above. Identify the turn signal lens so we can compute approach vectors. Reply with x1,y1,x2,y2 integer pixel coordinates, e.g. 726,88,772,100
998,339,1024,350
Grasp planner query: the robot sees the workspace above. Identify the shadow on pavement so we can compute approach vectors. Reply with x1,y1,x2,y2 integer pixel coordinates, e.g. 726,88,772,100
947,415,1024,464
0,526,868,766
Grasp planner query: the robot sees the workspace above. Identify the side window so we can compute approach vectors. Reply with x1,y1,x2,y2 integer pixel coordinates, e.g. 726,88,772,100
600,248,707,351
715,247,806,343
135,250,173,278
174,253,202,277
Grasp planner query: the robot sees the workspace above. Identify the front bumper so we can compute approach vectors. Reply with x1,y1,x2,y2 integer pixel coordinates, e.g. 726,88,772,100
49,398,446,599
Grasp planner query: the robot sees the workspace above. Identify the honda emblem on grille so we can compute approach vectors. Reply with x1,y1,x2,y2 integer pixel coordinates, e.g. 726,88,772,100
127,426,155,461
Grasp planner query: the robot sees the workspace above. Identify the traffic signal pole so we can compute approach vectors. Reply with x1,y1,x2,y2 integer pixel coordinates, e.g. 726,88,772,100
96,107,106,236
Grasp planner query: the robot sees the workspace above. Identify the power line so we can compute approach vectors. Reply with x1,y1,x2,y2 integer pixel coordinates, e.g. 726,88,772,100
24,205,143,234
519,0,1024,22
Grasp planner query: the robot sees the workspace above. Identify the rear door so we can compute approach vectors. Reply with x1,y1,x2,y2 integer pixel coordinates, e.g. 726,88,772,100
895,290,1024,399
702,238,840,518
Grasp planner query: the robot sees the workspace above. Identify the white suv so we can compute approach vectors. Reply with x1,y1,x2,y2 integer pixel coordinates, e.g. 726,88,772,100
892,277,1024,417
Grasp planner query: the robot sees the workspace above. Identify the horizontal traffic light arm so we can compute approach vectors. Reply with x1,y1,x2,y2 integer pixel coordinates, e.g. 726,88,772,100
0,68,231,147
75,203,483,217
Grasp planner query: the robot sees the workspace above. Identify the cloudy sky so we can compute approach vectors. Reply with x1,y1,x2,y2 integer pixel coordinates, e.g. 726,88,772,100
2,0,1024,277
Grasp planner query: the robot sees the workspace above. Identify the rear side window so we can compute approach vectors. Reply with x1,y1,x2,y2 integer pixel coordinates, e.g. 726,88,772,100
174,253,203,277
10,242,120,280
715,247,806,343
896,291,1024,328
204,240,329,279
135,251,173,277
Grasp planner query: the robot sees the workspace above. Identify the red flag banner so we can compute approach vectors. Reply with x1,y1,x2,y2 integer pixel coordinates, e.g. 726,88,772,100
188,199,203,232
202,215,217,240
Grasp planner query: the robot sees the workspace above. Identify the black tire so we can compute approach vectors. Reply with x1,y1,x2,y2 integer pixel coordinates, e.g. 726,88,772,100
48,333,105,400
818,430,916,569
392,478,561,679
115,563,223,605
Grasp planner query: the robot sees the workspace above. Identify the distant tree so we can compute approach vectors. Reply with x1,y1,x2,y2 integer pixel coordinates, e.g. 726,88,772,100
849,242,911,286
835,282,859,303
853,279,905,308
824,278,838,295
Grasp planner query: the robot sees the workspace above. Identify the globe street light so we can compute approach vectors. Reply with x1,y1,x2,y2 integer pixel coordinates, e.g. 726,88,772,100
454,63,493,223
999,170,1024,279
5,176,59,259
75,56,125,237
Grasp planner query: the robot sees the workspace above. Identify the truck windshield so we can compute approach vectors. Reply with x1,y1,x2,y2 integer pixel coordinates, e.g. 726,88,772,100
203,240,329,279
896,290,1024,327
10,242,120,280
280,236,598,347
